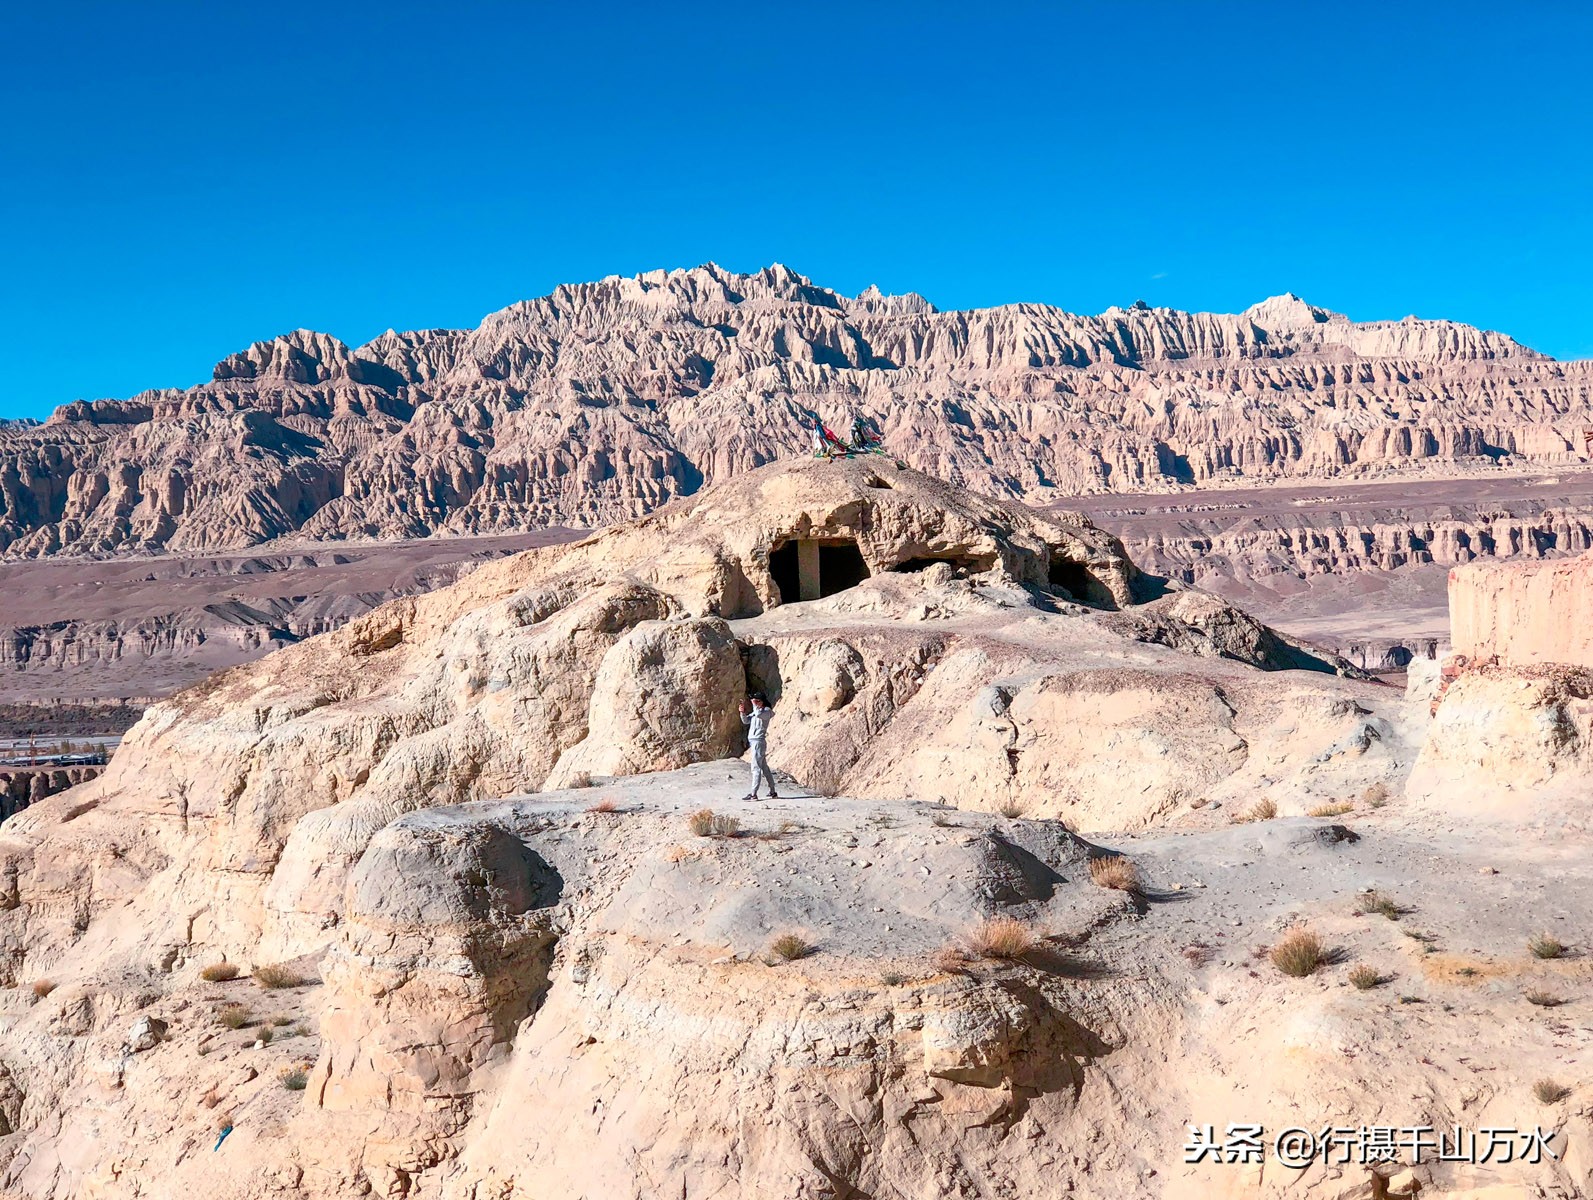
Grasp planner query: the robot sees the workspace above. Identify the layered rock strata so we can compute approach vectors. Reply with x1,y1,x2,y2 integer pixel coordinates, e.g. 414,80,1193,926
4,265,1591,558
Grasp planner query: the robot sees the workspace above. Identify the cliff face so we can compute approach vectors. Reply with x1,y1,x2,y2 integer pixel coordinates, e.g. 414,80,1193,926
1449,554,1593,667
4,265,1591,557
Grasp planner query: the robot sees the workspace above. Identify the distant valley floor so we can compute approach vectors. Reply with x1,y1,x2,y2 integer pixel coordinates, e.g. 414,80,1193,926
1061,466,1593,669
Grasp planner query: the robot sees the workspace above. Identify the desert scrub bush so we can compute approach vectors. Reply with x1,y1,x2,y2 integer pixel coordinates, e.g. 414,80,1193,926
1528,933,1567,960
584,797,619,814
1347,965,1384,990
216,1004,252,1029
1361,782,1391,808
566,771,594,789
1232,798,1278,824
996,798,1025,819
1533,1078,1571,1104
200,963,240,983
687,809,740,838
880,971,907,986
253,964,306,989
1525,989,1565,1008
1354,891,1407,920
1088,855,1140,892
769,933,814,962
280,1066,309,1091
1270,928,1326,978
270,1014,293,1026
971,916,1038,961
1308,801,1354,818
256,1027,274,1046
30,980,55,1000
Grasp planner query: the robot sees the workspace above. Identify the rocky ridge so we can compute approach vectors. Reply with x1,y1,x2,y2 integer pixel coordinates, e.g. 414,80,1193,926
3,265,1591,558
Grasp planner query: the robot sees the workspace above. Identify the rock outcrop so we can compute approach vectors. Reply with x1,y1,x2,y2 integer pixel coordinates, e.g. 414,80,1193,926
1,458,1583,1200
1412,551,1593,808
1449,553,1593,667
4,264,1592,558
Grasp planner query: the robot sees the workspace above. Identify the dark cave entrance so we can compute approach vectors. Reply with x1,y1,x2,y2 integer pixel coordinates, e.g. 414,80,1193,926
818,540,870,595
769,541,802,606
769,537,872,604
1048,557,1095,603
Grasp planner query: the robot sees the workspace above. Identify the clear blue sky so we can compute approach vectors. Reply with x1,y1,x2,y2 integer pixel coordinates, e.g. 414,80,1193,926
3,1,1590,419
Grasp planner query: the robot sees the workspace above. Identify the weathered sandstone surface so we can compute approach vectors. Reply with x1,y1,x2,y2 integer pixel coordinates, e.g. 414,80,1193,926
1411,550,1593,809
4,264,1591,559
0,459,1585,1199
1449,553,1593,668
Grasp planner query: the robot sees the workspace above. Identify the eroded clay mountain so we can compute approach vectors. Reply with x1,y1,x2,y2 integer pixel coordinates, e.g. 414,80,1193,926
3,264,1591,557
0,458,1586,1200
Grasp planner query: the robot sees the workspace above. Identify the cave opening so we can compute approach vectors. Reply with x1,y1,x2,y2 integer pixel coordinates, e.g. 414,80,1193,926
817,540,870,595
891,555,983,575
768,537,873,604
769,541,801,605
1048,557,1095,603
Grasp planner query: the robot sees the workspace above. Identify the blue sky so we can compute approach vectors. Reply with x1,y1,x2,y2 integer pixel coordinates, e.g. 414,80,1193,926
2,2,1590,419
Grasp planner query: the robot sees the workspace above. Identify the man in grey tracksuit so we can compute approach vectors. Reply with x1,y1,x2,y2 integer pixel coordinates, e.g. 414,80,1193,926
739,692,778,800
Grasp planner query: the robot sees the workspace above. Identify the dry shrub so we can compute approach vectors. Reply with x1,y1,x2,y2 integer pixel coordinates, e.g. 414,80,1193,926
1528,933,1567,960
1354,891,1406,920
280,1066,309,1092
1362,782,1391,808
1270,927,1326,977
200,1088,222,1110
1088,856,1139,892
257,1027,274,1046
216,1004,252,1029
1232,798,1278,824
996,798,1025,819
880,971,907,986
585,798,619,815
200,963,240,983
567,771,594,789
1308,801,1354,818
932,945,972,974
1534,1078,1570,1104
687,808,734,837
1347,964,1383,990
1525,989,1565,1008
1181,944,1212,968
769,933,814,962
30,980,55,1000
253,964,306,989
971,916,1037,961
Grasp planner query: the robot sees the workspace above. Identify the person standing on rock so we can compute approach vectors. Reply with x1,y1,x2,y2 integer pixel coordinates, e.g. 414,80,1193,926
739,692,779,800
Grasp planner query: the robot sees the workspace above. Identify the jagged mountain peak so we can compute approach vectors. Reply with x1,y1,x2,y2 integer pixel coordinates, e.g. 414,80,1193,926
1243,293,1340,328
212,329,355,384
